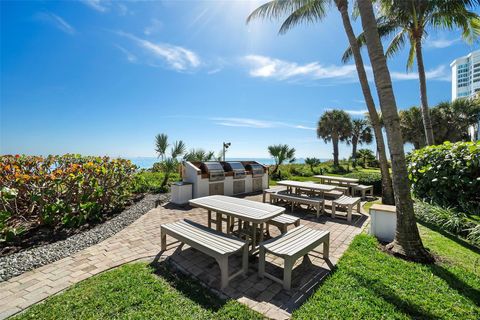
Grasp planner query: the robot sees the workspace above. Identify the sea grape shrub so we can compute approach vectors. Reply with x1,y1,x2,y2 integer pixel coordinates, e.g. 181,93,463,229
407,142,480,214
0,155,137,240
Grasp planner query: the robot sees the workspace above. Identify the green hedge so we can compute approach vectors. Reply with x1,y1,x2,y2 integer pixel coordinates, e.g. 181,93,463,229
344,171,383,196
407,141,480,214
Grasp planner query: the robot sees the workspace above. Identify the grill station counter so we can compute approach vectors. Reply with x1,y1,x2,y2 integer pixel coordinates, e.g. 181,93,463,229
182,160,269,198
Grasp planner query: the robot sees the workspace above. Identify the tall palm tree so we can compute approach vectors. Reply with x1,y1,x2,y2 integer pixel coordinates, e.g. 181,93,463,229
350,119,373,162
268,144,296,175
344,0,480,146
247,0,395,205
357,0,433,263
317,110,352,166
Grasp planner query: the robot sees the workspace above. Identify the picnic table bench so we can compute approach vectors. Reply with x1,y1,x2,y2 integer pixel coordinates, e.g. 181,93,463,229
258,225,330,290
160,219,248,289
331,195,362,222
270,192,325,218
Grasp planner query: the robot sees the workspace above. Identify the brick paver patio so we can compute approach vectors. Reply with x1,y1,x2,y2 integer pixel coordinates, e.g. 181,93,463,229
0,194,369,319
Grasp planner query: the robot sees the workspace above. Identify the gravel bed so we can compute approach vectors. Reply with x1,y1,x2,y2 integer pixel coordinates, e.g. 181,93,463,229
0,193,170,282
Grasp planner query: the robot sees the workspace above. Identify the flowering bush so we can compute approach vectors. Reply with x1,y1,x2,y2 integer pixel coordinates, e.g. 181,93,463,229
0,155,137,241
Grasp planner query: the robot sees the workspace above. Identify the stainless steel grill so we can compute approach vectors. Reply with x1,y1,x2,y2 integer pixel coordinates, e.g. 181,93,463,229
224,162,246,179
245,163,264,177
201,161,225,182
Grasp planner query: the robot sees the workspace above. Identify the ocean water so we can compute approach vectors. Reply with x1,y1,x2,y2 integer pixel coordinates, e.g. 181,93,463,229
128,157,317,169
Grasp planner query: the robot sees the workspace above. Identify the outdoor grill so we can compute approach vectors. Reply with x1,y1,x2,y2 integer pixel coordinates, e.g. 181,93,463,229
200,161,225,182
223,161,246,179
245,163,264,177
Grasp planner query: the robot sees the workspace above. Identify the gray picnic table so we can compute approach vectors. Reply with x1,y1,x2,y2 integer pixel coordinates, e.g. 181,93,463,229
276,180,336,196
189,195,285,254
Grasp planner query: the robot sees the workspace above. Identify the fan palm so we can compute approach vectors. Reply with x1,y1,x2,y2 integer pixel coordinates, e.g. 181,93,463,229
344,0,480,146
317,110,352,166
356,148,375,168
247,0,395,204
356,0,433,262
305,157,321,173
268,144,296,175
399,106,427,149
350,119,373,162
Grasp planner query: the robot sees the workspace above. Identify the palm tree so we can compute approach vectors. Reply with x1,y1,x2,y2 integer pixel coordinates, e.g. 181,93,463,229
268,144,296,176
183,148,216,162
434,98,480,143
350,119,373,163
399,106,427,149
155,133,169,161
155,134,186,187
247,0,395,205
344,0,480,146
357,0,433,263
305,157,321,173
317,110,352,166
356,148,375,168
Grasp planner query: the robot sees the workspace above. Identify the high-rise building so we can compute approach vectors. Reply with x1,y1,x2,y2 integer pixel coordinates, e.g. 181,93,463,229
450,49,480,101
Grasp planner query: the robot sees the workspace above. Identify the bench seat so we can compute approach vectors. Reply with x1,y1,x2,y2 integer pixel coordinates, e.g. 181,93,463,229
262,187,287,203
271,192,325,218
259,225,330,290
160,219,248,289
352,184,374,199
267,213,301,234
331,195,362,222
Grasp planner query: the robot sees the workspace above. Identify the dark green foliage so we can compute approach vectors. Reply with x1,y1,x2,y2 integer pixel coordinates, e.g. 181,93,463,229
407,141,480,214
345,171,383,195
131,171,179,194
355,149,376,168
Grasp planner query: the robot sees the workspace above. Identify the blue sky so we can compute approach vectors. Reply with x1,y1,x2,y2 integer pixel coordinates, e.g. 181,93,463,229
1,1,478,159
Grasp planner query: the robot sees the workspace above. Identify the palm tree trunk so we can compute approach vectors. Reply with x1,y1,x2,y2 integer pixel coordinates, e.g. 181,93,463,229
357,0,433,263
337,0,395,205
333,138,339,166
415,38,435,145
351,137,358,160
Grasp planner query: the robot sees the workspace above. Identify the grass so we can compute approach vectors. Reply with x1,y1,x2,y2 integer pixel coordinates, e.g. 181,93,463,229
293,227,480,319
14,262,262,320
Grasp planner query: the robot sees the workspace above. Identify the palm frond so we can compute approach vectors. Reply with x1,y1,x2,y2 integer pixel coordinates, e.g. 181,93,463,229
385,30,407,59
155,133,169,159
279,1,330,34
171,140,186,159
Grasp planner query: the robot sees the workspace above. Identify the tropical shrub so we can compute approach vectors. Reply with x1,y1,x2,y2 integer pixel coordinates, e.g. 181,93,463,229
414,201,479,247
407,141,480,214
131,171,179,194
344,171,383,195
0,155,137,241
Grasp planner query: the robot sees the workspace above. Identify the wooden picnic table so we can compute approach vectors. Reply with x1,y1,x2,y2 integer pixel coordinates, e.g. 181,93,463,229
189,195,285,254
313,175,359,184
276,180,336,196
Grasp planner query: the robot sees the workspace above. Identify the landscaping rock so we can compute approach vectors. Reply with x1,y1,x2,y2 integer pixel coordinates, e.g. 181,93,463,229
0,193,170,282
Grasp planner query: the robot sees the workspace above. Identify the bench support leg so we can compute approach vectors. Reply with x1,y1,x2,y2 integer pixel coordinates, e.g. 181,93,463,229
283,258,294,290
242,244,249,275
160,228,167,251
262,192,266,203
217,256,229,289
331,203,336,219
258,246,265,278
347,206,352,222
323,234,330,259
357,202,361,213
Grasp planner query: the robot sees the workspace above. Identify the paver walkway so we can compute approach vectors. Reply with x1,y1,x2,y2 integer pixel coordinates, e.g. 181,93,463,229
0,194,369,319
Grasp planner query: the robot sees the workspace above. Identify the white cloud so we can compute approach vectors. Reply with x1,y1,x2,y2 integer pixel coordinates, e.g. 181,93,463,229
425,37,460,49
211,117,315,130
81,0,108,12
243,55,360,81
115,45,137,63
345,109,368,116
144,19,163,35
118,32,200,72
390,65,450,81
36,12,75,35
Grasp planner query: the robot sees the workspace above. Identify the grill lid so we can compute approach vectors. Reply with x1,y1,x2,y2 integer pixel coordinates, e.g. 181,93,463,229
225,161,246,179
245,163,264,177
201,161,225,181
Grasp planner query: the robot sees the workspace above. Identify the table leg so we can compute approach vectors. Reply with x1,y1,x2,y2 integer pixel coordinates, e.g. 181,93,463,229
207,210,212,228
216,212,222,232
226,215,232,235
259,223,264,244
252,223,257,251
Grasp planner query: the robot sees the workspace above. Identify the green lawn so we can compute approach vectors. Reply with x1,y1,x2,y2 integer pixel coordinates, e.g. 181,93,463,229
293,226,480,319
13,262,262,320
14,224,479,319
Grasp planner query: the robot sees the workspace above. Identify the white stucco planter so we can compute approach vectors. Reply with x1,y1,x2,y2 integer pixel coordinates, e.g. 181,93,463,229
171,182,193,205
369,204,396,242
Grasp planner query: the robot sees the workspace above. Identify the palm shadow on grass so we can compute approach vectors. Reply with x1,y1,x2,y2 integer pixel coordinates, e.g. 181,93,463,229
350,271,440,320
418,220,480,254
427,264,480,307
149,259,227,313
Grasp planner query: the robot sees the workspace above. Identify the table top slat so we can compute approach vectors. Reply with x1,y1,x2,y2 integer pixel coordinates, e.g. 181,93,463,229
276,180,336,191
